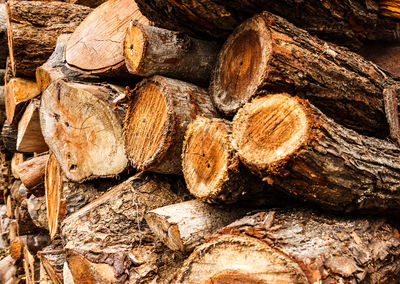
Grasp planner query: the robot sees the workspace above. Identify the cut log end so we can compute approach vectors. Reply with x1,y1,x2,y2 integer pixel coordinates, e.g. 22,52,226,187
175,234,307,283
211,15,270,115
124,22,146,74
124,81,172,172
40,80,127,182
182,117,232,201
45,154,62,240
232,94,311,174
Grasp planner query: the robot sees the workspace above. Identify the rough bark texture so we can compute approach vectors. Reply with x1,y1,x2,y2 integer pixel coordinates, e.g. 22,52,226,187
360,42,400,76
135,0,400,49
37,241,64,284
5,77,40,125
62,172,188,283
5,1,92,77
26,195,47,230
16,154,48,190
0,4,7,69
176,209,400,283
65,0,151,77
17,99,48,153
15,199,38,234
124,75,217,175
65,0,107,8
182,116,274,204
211,11,400,138
232,93,400,213
2,120,17,152
124,22,218,86
0,85,4,109
40,80,128,182
145,200,247,253
36,34,98,93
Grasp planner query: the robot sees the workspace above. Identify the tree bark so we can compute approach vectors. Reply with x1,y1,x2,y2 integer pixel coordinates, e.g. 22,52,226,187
124,22,218,86
135,0,400,49
145,200,246,253
5,1,92,77
65,0,151,77
40,80,128,182
16,154,49,190
182,116,277,204
1,120,17,152
176,208,400,283
61,172,188,283
0,4,7,69
210,11,400,138
23,244,39,284
65,0,107,8
0,85,4,109
124,75,217,175
36,34,98,93
26,195,48,230
5,77,40,125
232,93,400,213
37,241,64,284
17,99,48,153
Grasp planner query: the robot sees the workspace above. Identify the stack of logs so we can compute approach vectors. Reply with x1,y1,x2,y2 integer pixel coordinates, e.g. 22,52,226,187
1,0,400,283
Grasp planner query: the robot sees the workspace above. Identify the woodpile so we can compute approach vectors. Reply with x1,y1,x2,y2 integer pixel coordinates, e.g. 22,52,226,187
1,0,400,283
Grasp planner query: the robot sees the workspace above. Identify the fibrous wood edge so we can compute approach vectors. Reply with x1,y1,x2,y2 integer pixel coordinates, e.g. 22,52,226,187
145,199,247,253
232,93,400,213
40,80,128,182
124,22,218,86
38,241,64,284
176,209,400,283
65,0,151,76
123,75,217,174
16,154,48,190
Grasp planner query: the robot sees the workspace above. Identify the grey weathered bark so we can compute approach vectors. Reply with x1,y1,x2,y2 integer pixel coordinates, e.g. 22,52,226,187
5,1,91,77
210,11,400,138
124,75,217,175
124,23,219,86
175,209,400,283
232,93,400,213
145,200,247,253
62,172,188,283
40,80,128,182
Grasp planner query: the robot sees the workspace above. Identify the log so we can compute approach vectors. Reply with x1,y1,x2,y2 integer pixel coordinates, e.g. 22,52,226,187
26,195,48,230
45,153,107,239
0,256,17,284
5,1,92,77
5,77,40,125
15,199,39,234
176,209,400,283
16,154,49,190
124,23,218,86
37,241,64,284
124,75,217,174
40,80,128,182
23,244,39,284
1,120,17,152
360,42,400,76
135,0,399,49
65,0,151,77
145,200,246,253
17,99,48,153
182,116,272,204
232,93,400,213
65,0,107,8
11,234,51,258
11,153,27,179
62,172,188,283
0,4,7,69
36,34,98,93
63,261,75,284
210,11,400,138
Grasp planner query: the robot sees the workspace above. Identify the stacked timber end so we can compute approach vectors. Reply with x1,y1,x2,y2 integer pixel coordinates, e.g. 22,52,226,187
1,0,400,283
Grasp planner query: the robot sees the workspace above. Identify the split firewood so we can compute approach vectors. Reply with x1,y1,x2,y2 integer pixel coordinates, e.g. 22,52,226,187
5,1,92,77
146,200,247,253
176,209,400,283
11,234,51,260
23,244,39,284
124,75,217,174
45,153,109,239
5,78,40,125
210,11,400,138
0,4,7,69
1,120,17,152
36,34,98,93
17,99,48,153
38,241,64,284
65,0,151,77
15,199,40,234
16,154,49,190
136,0,400,48
40,80,128,182
11,153,27,179
26,195,48,230
62,172,188,283
360,42,400,76
65,0,107,8
63,261,74,284
124,23,218,86
0,85,5,108
0,255,17,284
232,93,400,213
8,220,18,244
